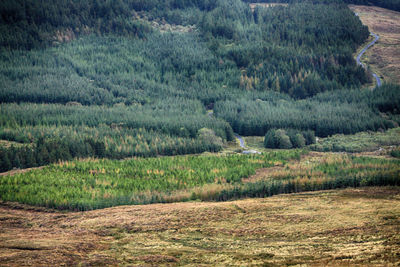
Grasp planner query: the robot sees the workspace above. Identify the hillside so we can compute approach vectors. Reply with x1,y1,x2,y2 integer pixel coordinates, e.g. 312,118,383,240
349,5,400,85
1,1,400,265
1,0,399,172
244,0,400,12
1,187,399,266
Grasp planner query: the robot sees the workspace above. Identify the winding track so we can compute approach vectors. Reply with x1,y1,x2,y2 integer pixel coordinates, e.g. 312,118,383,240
355,26,382,87
218,12,382,152
209,111,258,153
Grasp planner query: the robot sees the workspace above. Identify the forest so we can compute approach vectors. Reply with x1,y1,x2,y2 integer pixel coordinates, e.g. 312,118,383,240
0,0,399,172
214,84,400,137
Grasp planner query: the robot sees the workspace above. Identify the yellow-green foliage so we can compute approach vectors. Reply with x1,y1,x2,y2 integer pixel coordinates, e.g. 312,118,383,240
1,150,399,211
0,151,303,210
216,153,400,201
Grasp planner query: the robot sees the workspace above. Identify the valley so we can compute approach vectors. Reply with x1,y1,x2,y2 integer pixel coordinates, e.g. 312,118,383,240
0,0,399,265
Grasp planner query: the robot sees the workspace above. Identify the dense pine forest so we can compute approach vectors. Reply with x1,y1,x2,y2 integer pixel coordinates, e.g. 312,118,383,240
1,0,400,172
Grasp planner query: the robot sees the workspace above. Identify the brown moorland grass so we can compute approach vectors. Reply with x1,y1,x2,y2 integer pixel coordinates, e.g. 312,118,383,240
0,186,399,266
349,5,400,85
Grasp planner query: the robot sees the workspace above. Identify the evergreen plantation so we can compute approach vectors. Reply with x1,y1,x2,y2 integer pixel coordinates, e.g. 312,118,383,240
215,84,400,137
0,0,399,172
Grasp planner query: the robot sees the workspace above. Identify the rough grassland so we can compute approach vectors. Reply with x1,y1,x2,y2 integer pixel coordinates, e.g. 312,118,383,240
349,5,400,85
0,187,399,266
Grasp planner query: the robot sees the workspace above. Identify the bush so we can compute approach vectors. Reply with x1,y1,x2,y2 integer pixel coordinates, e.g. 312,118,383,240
264,129,292,149
302,130,316,145
391,148,400,158
265,129,314,149
286,129,306,148
264,129,277,148
276,130,293,149
292,133,306,148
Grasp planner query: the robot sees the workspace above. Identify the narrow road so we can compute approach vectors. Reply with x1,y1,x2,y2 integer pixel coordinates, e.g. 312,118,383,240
235,134,261,154
356,32,382,87
235,134,246,149
208,110,258,153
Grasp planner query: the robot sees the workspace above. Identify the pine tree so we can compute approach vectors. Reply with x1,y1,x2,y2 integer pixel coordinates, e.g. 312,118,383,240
0,150,12,172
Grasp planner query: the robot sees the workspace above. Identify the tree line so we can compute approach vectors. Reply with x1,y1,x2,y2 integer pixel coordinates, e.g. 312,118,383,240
0,99,235,172
214,84,400,137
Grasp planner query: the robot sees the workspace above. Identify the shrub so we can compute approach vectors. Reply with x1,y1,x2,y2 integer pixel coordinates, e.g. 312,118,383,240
264,129,277,148
265,129,314,149
264,129,292,149
276,130,293,149
197,128,223,148
292,133,306,148
302,130,316,145
391,148,400,158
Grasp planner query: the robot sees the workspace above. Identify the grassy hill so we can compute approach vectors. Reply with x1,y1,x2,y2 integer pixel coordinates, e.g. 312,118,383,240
1,186,399,266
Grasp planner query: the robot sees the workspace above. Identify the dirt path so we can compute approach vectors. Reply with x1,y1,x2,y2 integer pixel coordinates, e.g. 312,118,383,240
235,134,246,149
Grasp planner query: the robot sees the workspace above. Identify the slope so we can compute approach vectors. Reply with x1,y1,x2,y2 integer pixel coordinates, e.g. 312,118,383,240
0,187,399,266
